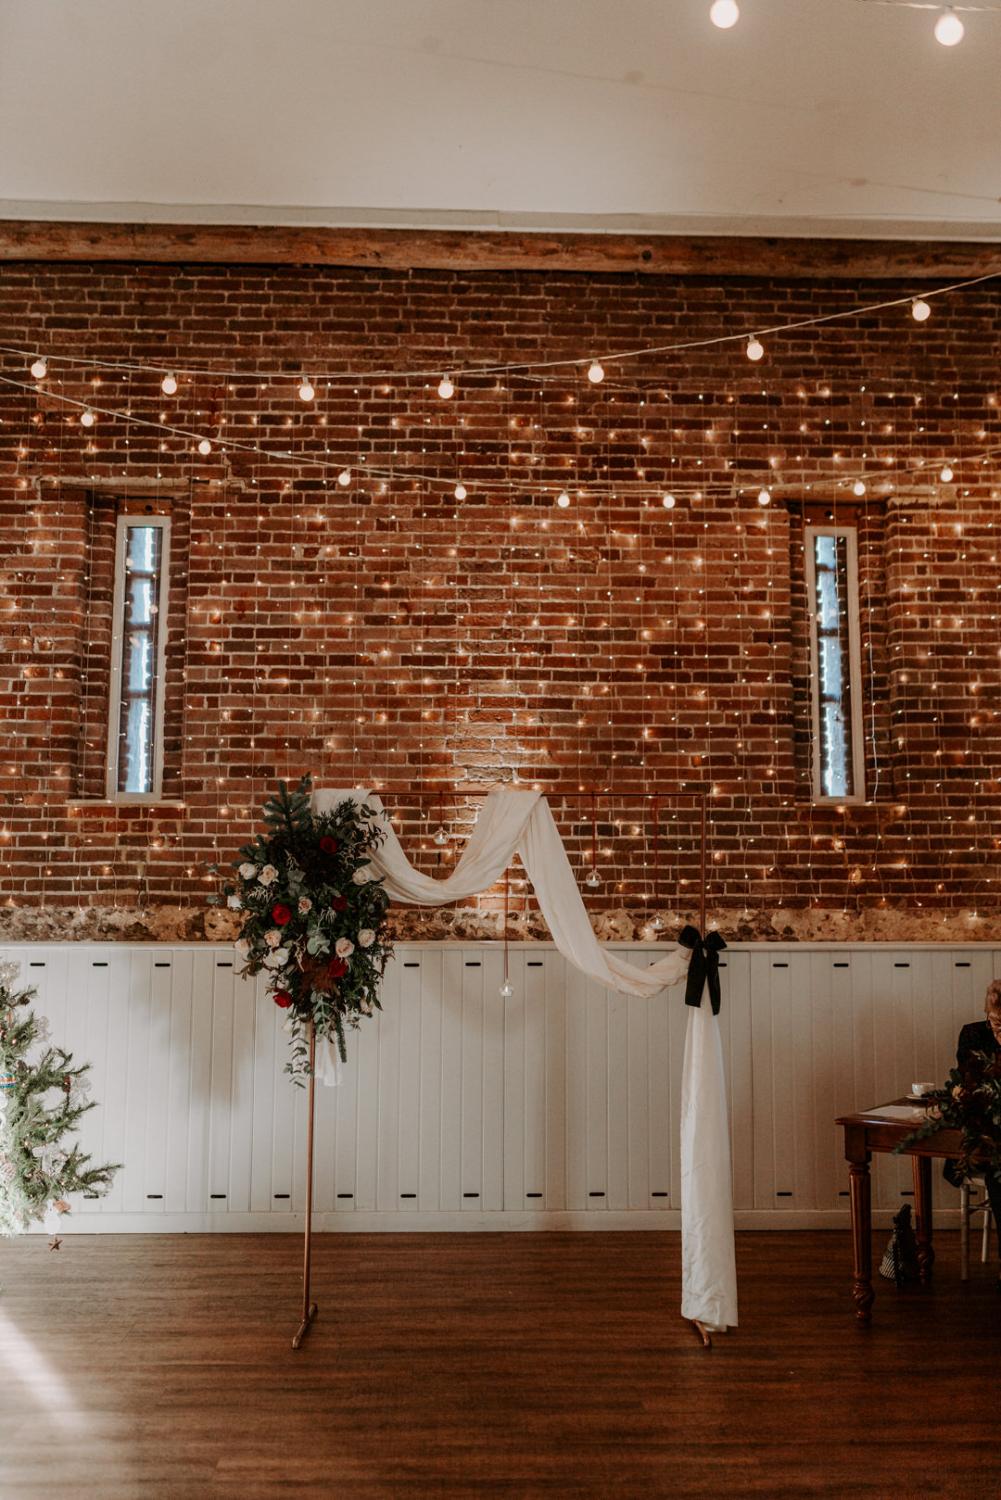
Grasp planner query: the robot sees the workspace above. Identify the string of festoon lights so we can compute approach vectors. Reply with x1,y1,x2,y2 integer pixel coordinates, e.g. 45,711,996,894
6,270,997,388
6,267,1001,508
709,0,1001,47
6,367,1001,514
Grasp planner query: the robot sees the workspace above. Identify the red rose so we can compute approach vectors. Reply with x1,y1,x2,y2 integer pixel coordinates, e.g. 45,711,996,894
319,836,339,854
271,903,293,926
326,957,348,982
273,991,293,1009
332,895,348,912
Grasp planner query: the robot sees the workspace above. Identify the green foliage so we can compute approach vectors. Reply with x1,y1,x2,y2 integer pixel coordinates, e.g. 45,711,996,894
0,961,118,1237
221,775,394,1085
899,1048,1001,1180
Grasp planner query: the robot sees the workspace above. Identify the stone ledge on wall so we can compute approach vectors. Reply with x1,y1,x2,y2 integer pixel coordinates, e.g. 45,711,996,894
0,904,998,945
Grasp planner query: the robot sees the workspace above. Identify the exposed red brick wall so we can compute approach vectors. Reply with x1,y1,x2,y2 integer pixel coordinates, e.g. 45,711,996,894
0,262,998,923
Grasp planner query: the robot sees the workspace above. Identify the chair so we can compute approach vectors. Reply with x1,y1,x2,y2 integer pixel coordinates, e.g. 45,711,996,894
959,1178,993,1280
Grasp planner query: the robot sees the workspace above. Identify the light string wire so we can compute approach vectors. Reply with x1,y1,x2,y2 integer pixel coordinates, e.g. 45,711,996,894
5,270,1000,386
853,0,1001,11
8,369,1001,504
0,372,766,496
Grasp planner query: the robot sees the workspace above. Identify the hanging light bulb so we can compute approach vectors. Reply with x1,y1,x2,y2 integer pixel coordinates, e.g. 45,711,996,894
161,372,178,395
30,356,47,380
499,978,514,999
757,487,771,506
710,0,740,28
80,408,96,428
197,437,212,455
662,493,676,509
454,482,467,501
911,298,931,323
934,7,964,45
940,464,954,483
585,868,601,889
556,490,571,509
438,374,455,399
432,826,448,846
853,480,867,497
746,334,765,362
338,467,352,487
298,377,315,402
587,359,605,384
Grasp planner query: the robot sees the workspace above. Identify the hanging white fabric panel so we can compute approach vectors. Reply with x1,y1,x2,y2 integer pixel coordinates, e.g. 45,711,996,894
680,1002,739,1330
311,785,737,1330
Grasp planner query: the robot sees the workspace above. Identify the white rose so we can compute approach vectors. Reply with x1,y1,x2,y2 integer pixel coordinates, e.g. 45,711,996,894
235,938,251,958
335,938,354,959
264,929,282,949
352,865,374,885
298,897,313,914
239,863,257,880
258,865,278,886
264,947,289,969
227,895,242,910
357,929,375,948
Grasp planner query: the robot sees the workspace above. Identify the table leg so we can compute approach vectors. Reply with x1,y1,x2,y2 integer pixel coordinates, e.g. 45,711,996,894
848,1159,874,1323
913,1154,935,1283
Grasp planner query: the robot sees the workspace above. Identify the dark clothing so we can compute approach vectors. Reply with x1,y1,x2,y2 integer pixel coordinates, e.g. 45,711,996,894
947,1020,1001,1234
957,1019,1000,1069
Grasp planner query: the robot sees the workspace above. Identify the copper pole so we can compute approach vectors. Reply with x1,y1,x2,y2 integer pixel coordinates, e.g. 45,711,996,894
699,792,708,934
292,1020,319,1350
591,791,598,878
503,868,510,988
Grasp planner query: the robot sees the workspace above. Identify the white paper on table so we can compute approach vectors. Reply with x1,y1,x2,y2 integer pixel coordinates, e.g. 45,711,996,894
864,1104,927,1121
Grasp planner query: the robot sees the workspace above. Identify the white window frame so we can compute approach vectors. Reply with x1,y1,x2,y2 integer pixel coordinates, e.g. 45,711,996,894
106,513,171,801
804,523,866,805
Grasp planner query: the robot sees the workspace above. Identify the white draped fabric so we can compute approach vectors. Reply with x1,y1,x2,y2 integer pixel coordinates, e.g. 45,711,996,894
311,785,737,1330
679,1001,739,1330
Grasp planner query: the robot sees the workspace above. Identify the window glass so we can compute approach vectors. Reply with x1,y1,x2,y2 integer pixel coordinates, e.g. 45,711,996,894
808,528,862,800
112,521,167,795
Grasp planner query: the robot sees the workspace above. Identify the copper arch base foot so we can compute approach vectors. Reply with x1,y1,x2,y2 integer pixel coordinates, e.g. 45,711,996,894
292,1302,319,1350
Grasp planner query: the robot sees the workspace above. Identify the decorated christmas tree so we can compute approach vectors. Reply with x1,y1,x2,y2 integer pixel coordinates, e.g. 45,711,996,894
0,960,117,1239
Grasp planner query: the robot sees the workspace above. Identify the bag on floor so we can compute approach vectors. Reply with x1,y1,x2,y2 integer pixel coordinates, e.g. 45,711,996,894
878,1202,920,1285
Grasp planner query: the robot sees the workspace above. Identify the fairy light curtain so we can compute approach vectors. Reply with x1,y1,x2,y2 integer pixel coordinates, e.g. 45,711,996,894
313,785,738,1333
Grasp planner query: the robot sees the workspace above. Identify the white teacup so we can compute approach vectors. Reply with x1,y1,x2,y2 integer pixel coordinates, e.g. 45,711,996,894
911,1081,936,1097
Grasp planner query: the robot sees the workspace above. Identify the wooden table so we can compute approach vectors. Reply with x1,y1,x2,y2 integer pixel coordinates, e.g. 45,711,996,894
837,1100,963,1323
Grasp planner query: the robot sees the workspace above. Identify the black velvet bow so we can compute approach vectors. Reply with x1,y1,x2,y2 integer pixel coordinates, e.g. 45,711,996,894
678,925,728,1015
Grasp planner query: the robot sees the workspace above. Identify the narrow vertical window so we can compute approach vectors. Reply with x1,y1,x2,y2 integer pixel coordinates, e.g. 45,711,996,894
107,515,170,797
805,525,865,802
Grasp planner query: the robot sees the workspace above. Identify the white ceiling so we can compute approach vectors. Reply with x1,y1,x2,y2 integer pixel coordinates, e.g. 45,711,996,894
1,0,999,238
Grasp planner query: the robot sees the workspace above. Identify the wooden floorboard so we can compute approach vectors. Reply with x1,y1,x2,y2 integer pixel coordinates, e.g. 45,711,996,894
0,1230,998,1498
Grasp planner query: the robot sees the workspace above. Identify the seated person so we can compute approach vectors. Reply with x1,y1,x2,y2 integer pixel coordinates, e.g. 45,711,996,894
946,979,1001,1279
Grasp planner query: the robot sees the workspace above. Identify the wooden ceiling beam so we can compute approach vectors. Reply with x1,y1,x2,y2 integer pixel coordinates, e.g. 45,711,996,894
1,220,1001,280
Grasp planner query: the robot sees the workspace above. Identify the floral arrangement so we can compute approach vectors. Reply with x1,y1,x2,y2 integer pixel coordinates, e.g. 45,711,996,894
216,776,393,1082
0,960,118,1238
900,1047,1001,1179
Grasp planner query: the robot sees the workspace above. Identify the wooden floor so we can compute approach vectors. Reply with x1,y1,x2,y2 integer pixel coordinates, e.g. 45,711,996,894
1,1231,999,1499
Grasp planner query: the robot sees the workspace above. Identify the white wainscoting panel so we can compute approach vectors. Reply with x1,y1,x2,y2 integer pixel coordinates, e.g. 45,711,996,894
2,942,995,1233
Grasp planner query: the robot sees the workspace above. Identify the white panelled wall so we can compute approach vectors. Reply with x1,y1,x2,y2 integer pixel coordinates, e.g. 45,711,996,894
3,942,995,1233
